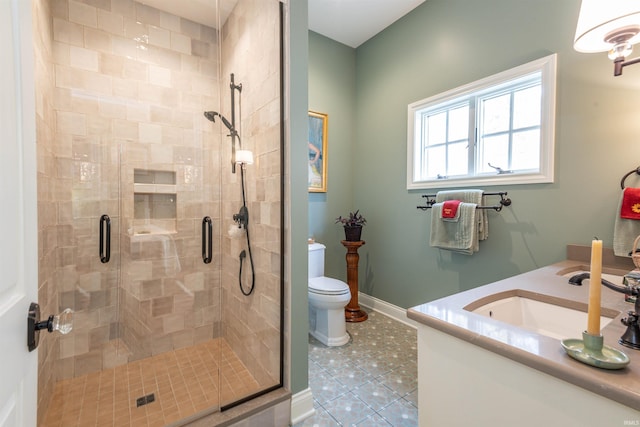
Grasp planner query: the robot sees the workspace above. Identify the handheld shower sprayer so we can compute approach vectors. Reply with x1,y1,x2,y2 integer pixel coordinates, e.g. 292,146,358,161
203,111,234,133
203,110,217,122
204,108,241,173
204,73,243,173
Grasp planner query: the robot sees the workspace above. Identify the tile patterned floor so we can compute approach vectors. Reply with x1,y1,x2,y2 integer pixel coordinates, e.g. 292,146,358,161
41,338,260,427
295,310,418,427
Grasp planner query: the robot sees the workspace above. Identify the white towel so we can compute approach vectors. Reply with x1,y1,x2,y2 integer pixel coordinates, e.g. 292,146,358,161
613,190,640,257
435,189,483,204
430,202,479,255
435,189,488,241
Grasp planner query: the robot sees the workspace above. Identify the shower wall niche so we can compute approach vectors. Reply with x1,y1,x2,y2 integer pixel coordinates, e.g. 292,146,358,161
133,169,178,232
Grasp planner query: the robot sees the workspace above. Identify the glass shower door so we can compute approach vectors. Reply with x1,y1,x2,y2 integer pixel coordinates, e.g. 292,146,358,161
118,124,224,415
217,0,284,409
41,1,226,424
39,0,285,424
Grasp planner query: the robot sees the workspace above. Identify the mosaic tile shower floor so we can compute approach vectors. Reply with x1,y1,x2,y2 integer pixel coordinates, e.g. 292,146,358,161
295,310,418,427
41,338,259,427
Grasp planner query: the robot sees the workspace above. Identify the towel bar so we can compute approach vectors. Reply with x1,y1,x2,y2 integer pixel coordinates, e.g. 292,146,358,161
417,191,512,212
620,167,640,189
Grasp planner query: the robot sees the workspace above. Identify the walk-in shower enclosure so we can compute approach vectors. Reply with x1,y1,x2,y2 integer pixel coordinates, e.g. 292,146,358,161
32,0,283,424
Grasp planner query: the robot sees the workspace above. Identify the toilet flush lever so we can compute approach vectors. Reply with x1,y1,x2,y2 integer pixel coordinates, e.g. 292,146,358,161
27,303,73,352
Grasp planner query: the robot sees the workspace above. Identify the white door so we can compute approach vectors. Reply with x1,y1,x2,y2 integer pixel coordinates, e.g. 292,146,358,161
0,0,38,426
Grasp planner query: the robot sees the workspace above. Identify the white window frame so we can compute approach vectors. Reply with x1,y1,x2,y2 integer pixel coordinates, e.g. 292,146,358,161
407,54,557,190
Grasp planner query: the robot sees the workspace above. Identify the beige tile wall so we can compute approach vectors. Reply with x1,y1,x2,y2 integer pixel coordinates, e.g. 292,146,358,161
40,0,224,379
34,0,61,422
49,0,224,379
220,0,282,391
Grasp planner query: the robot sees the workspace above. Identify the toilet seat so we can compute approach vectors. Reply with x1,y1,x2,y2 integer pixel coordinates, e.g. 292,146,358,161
309,276,350,295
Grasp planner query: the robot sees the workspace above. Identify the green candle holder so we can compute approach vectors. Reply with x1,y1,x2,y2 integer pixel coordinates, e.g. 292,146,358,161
561,331,630,370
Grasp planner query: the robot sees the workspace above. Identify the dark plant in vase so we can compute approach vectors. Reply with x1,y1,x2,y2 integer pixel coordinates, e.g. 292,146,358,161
335,210,366,241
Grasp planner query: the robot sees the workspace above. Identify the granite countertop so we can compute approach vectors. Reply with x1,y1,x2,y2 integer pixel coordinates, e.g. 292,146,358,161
407,252,640,411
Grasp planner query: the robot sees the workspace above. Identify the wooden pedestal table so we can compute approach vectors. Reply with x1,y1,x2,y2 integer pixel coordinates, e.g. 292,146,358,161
341,240,368,322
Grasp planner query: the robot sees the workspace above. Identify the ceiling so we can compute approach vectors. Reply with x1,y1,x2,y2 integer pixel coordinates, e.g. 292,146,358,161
137,0,426,49
308,0,426,48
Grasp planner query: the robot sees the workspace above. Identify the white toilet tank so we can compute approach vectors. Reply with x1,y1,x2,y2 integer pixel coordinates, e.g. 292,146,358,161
308,243,326,278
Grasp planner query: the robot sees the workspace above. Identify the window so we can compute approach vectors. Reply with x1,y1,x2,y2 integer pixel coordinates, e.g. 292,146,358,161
407,54,556,189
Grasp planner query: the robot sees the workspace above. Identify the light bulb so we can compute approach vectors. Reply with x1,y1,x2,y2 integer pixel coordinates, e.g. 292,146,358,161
608,41,633,60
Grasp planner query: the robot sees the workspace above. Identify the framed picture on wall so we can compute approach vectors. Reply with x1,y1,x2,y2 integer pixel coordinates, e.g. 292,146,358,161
308,111,328,192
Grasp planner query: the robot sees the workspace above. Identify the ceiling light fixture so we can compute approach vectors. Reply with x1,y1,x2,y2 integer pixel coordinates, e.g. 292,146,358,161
574,0,640,76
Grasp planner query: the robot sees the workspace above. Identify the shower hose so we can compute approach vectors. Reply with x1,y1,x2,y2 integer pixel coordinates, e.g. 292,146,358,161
238,165,255,296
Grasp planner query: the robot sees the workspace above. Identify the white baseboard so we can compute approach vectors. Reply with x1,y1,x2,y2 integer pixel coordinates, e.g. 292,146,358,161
358,292,419,329
290,387,315,425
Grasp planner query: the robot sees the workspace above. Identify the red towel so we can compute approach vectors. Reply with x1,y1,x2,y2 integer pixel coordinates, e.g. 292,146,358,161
442,200,461,219
621,188,640,219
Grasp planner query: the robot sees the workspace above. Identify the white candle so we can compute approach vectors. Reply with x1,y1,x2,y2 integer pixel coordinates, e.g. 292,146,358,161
587,239,602,336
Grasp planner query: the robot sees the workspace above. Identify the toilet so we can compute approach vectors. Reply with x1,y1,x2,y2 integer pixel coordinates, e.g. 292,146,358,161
308,242,351,346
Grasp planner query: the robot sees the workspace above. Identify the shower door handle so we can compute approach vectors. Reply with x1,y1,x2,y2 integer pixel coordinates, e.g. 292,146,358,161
99,214,111,263
202,216,213,264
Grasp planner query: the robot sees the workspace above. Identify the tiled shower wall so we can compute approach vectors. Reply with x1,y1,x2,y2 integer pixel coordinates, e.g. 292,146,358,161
33,0,61,422
220,0,282,389
50,0,222,375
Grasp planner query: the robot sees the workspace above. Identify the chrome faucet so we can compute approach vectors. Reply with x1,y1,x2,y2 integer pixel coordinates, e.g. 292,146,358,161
568,272,640,349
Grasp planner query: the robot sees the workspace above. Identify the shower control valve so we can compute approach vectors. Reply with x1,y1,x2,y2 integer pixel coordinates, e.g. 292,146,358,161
233,206,249,228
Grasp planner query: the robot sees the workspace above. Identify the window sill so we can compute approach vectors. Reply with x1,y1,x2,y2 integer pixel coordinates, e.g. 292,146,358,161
407,171,553,190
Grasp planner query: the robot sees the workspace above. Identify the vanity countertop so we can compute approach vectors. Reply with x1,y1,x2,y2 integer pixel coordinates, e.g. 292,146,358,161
407,258,640,412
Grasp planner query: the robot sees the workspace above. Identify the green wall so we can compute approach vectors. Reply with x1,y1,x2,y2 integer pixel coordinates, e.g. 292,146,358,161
309,0,640,309
308,32,357,280
289,0,309,396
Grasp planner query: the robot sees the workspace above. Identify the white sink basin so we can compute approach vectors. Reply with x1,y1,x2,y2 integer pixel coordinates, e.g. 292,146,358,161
466,290,618,340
